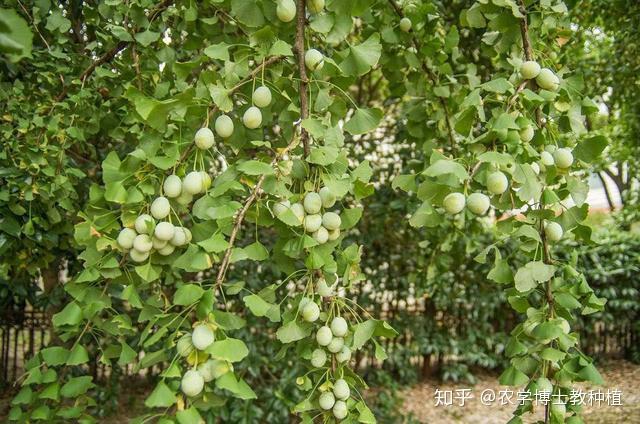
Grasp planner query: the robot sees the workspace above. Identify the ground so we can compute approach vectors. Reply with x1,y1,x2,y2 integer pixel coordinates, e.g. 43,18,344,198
401,360,640,423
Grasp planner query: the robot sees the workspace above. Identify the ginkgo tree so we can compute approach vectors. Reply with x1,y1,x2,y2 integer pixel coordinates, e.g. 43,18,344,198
2,0,612,423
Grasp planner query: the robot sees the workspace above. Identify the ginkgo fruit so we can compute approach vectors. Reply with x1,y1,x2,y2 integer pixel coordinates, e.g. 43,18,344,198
311,348,327,367
243,106,262,129
150,196,170,219
520,60,541,79
319,391,335,410
467,193,490,215
192,324,215,350
305,49,324,71
273,199,290,217
129,249,149,262
443,192,466,214
304,192,322,214
333,379,350,400
171,227,188,246
133,234,153,253
399,17,412,32
276,0,296,22
181,370,204,397
486,171,508,195
154,221,175,241
176,191,193,206
540,151,555,167
553,148,573,169
335,346,352,363
319,186,336,208
200,172,212,191
214,114,234,138
197,359,229,382
135,214,155,234
117,228,136,250
163,175,182,198
327,337,344,353
536,68,560,91
194,127,215,149
519,125,535,142
183,171,204,194
328,228,341,241
330,317,348,337
290,202,305,225
303,214,323,233
252,86,272,108
177,333,193,357
157,244,175,256
152,236,167,250
316,326,333,346
544,221,563,242
313,227,329,244
333,400,348,420
536,377,553,393
316,277,335,297
302,301,320,322
322,212,341,230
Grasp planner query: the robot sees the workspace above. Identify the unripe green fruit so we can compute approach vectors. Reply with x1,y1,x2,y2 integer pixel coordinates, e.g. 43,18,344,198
176,190,193,206
129,249,149,262
198,359,229,382
152,236,168,250
531,162,541,175
133,234,153,253
194,127,215,149
536,68,560,91
302,301,320,322
192,324,215,350
540,151,555,167
322,212,341,230
303,192,322,214
163,175,182,198
399,17,412,32
308,0,325,14
181,370,204,397
467,193,490,215
290,202,305,226
154,221,175,241
276,0,296,22
319,391,335,410
520,60,541,79
319,186,336,208
214,114,234,138
150,196,171,219
330,317,348,337
243,106,262,129
536,377,553,393
333,400,348,420
545,221,563,242
313,227,329,244
327,336,344,353
333,379,350,400
184,228,192,243
486,171,508,195
519,125,534,142
177,333,193,357
305,49,324,71
273,199,290,217
328,228,341,241
317,278,335,297
117,228,137,250
252,86,272,108
135,214,155,234
183,171,204,195
545,145,558,154
316,326,333,346
443,192,466,214
311,348,327,367
336,346,352,363
171,227,188,246
157,244,175,256
506,129,520,144
495,128,508,142
304,214,323,233
553,148,573,169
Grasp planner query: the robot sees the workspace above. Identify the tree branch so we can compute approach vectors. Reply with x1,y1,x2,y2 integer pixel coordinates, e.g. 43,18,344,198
597,171,616,211
295,0,310,158
518,0,544,128
386,0,456,151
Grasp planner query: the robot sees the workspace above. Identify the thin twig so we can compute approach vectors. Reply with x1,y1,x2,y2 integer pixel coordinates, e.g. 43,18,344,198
518,0,544,128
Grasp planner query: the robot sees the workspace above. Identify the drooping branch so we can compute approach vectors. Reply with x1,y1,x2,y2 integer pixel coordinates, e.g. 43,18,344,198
518,0,544,128
295,0,310,157
386,0,456,151
54,0,175,102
